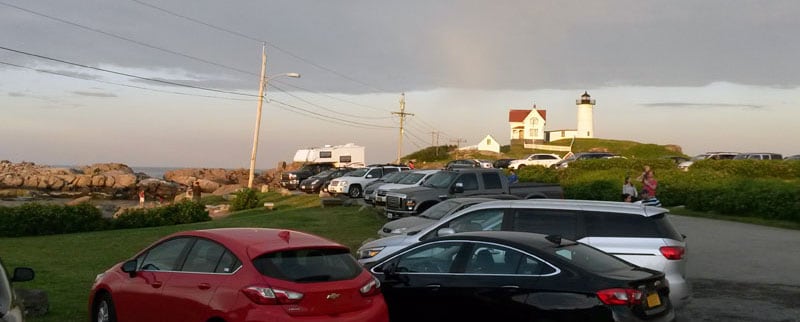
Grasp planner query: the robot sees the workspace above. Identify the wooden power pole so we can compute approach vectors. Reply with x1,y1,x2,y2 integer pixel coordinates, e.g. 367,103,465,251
392,93,414,163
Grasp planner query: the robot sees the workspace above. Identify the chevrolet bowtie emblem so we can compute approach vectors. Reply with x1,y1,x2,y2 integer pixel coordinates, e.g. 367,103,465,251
326,293,341,300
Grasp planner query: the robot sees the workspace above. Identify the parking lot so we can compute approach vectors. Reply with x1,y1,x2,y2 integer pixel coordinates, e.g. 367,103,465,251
670,215,800,321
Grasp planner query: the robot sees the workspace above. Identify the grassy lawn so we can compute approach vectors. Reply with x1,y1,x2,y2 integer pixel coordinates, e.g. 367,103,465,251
1,193,387,322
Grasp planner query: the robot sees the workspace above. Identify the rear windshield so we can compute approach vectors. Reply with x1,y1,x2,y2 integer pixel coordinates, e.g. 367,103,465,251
547,242,634,274
253,248,363,283
584,212,683,241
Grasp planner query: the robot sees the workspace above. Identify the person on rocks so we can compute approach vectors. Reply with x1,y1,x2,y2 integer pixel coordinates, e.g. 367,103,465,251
192,181,202,202
138,189,145,207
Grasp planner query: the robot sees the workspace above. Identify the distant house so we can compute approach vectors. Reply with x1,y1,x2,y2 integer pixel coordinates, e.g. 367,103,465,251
508,107,546,144
459,134,501,153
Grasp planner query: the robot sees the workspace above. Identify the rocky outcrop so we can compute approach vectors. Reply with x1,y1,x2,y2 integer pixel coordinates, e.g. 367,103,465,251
0,161,139,198
163,168,272,192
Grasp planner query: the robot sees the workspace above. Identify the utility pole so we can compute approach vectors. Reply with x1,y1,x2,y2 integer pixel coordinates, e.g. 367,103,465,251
392,93,414,163
247,43,268,189
430,131,440,156
450,138,466,158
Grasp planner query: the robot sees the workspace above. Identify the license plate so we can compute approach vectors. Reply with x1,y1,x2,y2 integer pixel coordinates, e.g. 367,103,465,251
646,292,661,308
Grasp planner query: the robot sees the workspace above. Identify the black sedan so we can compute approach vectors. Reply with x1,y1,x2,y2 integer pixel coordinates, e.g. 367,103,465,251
370,231,675,322
298,168,353,193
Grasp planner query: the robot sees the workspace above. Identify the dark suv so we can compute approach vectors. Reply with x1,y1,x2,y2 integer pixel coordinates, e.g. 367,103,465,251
298,168,354,194
551,152,617,169
280,163,335,190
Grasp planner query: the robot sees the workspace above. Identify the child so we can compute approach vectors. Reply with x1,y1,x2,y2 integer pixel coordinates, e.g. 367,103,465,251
622,176,638,200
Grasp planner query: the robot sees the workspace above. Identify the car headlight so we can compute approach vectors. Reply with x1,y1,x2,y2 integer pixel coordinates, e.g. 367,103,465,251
358,246,385,259
288,174,296,179
94,272,105,283
390,227,408,234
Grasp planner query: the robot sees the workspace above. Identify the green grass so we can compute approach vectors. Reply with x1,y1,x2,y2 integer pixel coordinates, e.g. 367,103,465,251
2,192,387,322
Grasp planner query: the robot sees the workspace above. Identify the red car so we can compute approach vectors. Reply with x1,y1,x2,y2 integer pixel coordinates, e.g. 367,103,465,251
89,228,388,322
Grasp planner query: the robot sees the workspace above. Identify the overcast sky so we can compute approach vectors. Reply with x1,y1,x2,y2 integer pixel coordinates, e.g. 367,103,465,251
2,0,799,168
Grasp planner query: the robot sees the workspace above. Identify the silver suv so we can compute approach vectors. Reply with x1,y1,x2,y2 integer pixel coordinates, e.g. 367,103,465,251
327,165,409,198
357,199,691,308
0,257,35,322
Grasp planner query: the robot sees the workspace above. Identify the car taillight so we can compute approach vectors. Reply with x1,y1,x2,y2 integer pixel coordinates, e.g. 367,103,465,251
659,246,685,260
241,286,303,305
359,276,381,297
596,288,643,306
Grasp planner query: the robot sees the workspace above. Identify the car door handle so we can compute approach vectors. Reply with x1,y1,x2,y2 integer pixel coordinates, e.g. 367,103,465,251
197,283,211,290
425,284,441,289
501,285,520,289
150,281,163,288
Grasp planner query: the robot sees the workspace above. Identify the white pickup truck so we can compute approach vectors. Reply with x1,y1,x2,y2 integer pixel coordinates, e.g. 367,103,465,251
508,153,562,169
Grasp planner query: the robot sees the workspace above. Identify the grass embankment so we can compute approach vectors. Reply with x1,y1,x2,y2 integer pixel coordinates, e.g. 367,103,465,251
2,193,386,322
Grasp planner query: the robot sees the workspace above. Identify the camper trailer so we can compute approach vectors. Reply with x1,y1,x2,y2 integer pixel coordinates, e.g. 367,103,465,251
280,143,365,190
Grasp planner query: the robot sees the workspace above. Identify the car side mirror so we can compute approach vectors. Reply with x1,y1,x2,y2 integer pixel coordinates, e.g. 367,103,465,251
122,259,138,278
437,227,456,237
11,267,34,282
451,182,464,194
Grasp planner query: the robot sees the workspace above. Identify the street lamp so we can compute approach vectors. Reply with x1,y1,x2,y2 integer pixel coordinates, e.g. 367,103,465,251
247,45,300,189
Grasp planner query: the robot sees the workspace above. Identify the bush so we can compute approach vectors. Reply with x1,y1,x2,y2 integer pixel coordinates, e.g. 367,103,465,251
0,202,109,237
113,201,210,229
230,188,261,211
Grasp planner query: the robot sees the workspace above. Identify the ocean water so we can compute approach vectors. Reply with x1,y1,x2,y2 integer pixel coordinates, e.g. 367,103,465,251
131,167,183,179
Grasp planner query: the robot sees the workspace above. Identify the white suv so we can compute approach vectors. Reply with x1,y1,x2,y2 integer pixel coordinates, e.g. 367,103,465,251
357,199,691,308
328,165,409,198
508,153,562,169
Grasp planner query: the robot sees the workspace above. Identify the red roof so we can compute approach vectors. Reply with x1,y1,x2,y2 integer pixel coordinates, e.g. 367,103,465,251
508,109,546,122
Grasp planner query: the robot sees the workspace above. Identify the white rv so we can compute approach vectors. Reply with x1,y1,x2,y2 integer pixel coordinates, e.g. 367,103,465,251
292,143,366,167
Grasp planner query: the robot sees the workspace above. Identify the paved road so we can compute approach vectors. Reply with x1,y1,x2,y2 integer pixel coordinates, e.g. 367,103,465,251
670,215,800,321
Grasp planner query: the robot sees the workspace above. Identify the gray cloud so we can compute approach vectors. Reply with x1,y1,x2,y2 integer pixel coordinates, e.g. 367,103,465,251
641,102,764,109
72,91,116,97
1,0,799,94
8,92,26,97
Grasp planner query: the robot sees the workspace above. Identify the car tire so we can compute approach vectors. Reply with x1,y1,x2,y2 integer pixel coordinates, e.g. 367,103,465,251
348,185,362,198
94,293,118,322
517,164,526,169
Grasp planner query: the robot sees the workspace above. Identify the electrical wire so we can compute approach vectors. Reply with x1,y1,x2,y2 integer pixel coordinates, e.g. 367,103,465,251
0,60,254,101
0,45,258,97
270,99,396,129
270,84,393,120
0,1,258,77
127,0,388,93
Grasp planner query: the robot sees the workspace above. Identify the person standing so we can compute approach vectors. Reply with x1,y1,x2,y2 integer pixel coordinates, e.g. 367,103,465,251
138,189,145,208
192,181,202,202
508,170,519,184
642,171,658,198
407,160,415,169
622,176,638,200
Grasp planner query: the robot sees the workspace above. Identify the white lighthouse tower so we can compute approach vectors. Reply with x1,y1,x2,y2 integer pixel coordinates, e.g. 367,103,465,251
575,91,596,138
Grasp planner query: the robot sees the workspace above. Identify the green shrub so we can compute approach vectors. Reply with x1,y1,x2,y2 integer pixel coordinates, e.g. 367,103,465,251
230,188,261,211
0,202,108,237
113,201,210,229
516,166,559,183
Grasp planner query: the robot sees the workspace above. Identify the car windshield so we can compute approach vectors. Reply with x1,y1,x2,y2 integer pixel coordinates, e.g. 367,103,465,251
345,168,368,177
422,172,458,188
382,171,410,183
691,154,710,161
547,242,634,274
252,248,362,283
419,199,463,219
311,170,335,178
397,173,426,184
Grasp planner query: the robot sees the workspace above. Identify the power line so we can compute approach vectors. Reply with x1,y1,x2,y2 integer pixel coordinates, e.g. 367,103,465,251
271,80,393,114
127,0,388,93
270,99,396,129
270,84,394,120
0,45,258,97
0,1,258,77
0,60,253,101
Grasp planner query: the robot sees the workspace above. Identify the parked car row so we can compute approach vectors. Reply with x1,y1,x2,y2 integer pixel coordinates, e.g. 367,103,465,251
89,218,681,322
361,198,691,310
677,152,788,170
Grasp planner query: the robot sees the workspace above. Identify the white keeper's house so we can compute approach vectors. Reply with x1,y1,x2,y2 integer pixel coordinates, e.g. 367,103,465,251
508,91,598,145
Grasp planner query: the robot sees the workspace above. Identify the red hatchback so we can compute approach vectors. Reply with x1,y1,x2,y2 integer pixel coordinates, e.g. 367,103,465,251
89,228,388,322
